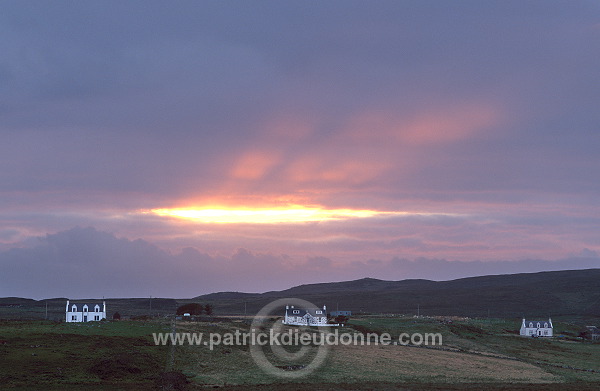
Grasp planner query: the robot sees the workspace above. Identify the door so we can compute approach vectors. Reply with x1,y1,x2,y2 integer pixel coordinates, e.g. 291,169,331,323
83,316,87,322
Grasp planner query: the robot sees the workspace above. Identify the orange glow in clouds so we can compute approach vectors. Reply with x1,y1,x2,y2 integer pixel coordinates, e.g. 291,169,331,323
148,206,402,224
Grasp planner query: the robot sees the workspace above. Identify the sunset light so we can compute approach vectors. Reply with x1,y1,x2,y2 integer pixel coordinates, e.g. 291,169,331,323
147,206,399,223
3,2,600,387
3,0,600,326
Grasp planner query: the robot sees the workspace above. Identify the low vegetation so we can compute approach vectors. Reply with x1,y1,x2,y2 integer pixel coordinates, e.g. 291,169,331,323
0,320,171,389
1,315,597,390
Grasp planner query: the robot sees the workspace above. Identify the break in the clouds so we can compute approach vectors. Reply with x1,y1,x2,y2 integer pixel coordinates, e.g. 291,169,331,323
1,1,600,297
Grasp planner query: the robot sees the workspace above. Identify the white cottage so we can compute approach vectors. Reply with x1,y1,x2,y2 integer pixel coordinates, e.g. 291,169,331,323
283,305,334,326
66,300,106,322
520,318,553,337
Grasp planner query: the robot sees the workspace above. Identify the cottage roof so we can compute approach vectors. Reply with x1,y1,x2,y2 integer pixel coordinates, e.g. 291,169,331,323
287,306,326,317
68,301,104,311
523,319,552,327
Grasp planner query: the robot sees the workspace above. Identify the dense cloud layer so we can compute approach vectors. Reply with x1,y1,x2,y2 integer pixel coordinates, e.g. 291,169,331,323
1,2,599,296
1,2,599,207
2,227,598,299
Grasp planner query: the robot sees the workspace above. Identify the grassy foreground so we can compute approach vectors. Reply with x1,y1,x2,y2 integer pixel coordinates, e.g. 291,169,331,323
0,316,598,390
0,319,171,389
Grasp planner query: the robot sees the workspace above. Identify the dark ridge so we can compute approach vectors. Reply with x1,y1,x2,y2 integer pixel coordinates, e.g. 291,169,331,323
195,292,260,300
0,297,37,306
191,268,600,320
2,269,599,322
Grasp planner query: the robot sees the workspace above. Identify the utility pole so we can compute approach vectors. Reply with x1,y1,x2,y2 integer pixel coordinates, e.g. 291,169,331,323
244,301,247,316
417,304,420,317
150,296,152,315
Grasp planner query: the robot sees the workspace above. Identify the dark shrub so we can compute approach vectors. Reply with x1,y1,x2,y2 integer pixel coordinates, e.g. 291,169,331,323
176,303,203,316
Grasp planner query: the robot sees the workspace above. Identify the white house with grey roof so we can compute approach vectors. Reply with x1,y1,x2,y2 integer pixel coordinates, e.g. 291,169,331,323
283,304,335,326
65,300,106,322
520,318,553,337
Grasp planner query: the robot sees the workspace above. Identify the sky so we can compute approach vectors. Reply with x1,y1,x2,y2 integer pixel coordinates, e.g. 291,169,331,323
1,1,600,299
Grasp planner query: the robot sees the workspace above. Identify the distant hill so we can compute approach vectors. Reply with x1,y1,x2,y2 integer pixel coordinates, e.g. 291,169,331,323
193,269,600,320
1,269,598,322
0,297,39,306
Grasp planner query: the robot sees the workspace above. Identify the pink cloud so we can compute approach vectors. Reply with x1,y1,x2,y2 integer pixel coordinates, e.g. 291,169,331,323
345,103,500,145
284,154,389,186
230,150,282,180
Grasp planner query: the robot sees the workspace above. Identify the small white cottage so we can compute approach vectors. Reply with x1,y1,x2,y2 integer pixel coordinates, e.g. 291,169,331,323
520,318,553,337
283,305,333,326
585,326,600,341
66,300,106,322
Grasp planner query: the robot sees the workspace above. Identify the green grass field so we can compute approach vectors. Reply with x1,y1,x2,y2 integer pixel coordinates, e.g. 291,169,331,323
0,316,598,390
349,316,600,382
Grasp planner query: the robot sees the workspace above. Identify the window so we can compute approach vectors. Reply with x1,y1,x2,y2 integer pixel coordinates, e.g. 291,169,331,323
537,323,541,328
72,305,77,312
95,315,99,321
293,310,300,314
315,310,322,314
529,322,533,327
95,305,100,312
544,323,548,328
71,315,76,321
83,305,88,312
